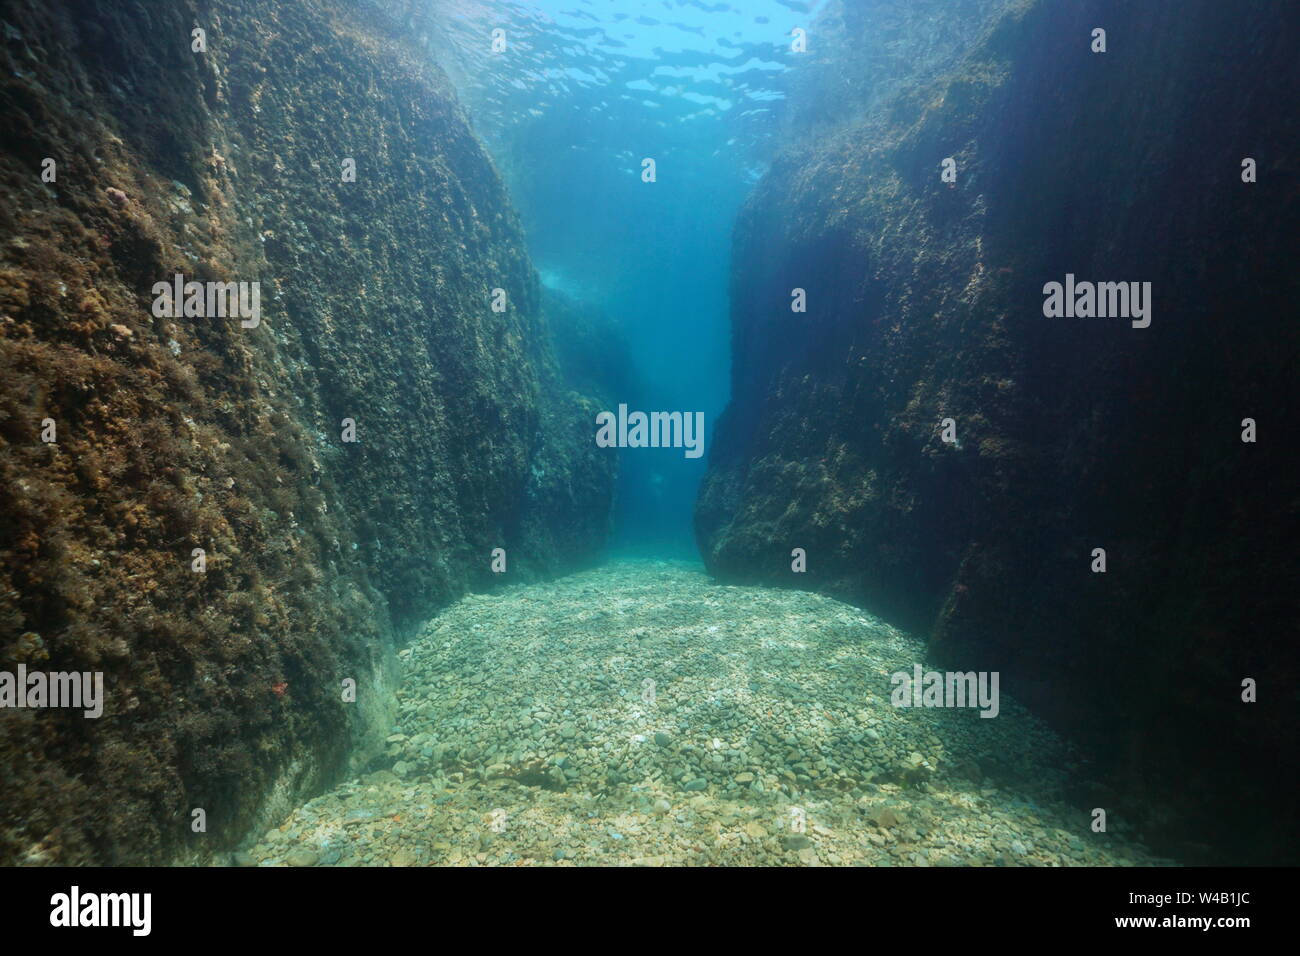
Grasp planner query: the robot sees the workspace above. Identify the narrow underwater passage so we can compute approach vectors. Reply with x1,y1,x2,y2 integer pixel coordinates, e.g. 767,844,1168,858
429,0,784,557
2,0,1295,903
246,0,1297,871
250,3,1168,868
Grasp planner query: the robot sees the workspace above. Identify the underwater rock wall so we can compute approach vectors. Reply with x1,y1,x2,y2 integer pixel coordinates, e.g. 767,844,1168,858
698,0,1299,860
779,0,1009,141
0,0,612,864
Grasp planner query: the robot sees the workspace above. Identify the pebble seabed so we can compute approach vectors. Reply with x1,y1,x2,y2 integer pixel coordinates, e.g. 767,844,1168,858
246,561,1172,867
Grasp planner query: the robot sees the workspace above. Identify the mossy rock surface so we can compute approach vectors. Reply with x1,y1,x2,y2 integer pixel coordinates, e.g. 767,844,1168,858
0,0,613,864
696,0,1300,862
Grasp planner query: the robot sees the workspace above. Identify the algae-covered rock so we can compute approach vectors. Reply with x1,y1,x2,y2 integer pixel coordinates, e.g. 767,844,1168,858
0,0,613,864
697,0,1299,862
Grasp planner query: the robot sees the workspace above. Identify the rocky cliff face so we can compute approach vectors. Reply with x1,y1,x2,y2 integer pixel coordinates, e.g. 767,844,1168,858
0,0,613,864
698,0,1299,861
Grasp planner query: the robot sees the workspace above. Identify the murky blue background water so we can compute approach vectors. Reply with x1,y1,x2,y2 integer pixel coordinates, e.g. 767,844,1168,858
427,0,809,554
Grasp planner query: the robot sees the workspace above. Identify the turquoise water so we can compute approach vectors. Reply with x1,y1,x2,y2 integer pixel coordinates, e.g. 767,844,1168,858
429,0,804,555
3,0,1294,879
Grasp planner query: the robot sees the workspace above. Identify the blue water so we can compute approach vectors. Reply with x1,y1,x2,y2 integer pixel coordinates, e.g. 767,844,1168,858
428,0,809,555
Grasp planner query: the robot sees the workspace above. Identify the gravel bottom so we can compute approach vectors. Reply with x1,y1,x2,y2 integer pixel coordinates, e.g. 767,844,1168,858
246,560,1172,867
